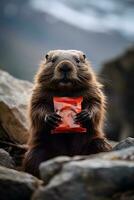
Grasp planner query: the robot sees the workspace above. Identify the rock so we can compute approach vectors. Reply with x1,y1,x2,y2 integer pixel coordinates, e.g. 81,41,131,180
39,156,71,185
0,166,42,200
96,146,134,161
0,148,14,168
100,47,134,141
0,141,27,167
113,191,134,200
0,70,33,144
33,147,134,200
0,124,10,141
113,137,134,151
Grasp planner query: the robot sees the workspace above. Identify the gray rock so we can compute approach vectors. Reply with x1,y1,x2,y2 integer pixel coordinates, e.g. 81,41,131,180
89,146,134,161
113,137,134,151
0,148,14,168
33,147,134,200
0,166,42,200
39,156,71,185
0,70,33,144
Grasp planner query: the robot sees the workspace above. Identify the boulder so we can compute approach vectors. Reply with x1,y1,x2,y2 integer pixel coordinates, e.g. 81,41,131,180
113,137,134,151
39,156,71,185
0,166,42,200
33,147,134,200
100,47,134,141
0,148,14,168
0,70,33,144
96,146,134,161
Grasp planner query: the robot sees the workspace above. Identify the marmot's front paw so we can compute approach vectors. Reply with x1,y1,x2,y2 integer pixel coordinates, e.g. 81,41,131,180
44,113,62,130
89,138,112,153
74,110,91,127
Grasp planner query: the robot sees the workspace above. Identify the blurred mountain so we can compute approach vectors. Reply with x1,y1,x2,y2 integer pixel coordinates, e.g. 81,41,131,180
101,47,134,141
31,0,134,40
0,0,133,81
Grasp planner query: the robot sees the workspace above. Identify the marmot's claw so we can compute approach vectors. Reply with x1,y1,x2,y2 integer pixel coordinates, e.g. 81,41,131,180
74,110,90,124
45,113,62,129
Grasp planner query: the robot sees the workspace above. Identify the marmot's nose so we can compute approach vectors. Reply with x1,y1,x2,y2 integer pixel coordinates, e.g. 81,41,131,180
59,63,72,73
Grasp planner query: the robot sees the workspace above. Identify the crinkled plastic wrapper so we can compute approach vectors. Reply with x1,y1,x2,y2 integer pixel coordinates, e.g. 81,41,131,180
51,97,87,134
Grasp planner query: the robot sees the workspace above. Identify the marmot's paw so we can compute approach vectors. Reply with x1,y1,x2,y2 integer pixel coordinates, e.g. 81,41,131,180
74,110,91,125
89,138,112,153
44,113,62,130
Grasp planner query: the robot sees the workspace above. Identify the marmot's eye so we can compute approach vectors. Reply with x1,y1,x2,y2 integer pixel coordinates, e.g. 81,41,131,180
45,54,49,60
75,57,80,63
83,54,86,59
51,57,57,63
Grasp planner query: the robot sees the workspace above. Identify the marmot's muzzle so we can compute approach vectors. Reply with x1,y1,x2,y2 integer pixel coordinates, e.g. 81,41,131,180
56,60,74,74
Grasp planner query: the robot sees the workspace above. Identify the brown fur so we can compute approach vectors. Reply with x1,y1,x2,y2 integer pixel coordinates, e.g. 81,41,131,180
23,50,112,177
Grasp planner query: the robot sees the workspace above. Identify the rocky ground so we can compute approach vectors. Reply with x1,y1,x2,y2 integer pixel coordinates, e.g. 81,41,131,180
0,69,134,200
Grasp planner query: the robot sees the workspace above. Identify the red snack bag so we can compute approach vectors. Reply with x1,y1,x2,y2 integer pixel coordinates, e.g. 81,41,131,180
51,97,87,134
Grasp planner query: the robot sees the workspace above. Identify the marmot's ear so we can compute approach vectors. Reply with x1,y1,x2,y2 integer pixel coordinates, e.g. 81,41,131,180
45,54,49,60
83,54,86,59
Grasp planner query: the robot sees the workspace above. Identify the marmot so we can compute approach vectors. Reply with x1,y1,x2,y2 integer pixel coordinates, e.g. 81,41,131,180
23,50,112,177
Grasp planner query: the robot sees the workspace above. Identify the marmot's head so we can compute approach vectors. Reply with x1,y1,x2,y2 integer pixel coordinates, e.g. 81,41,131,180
35,50,96,96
